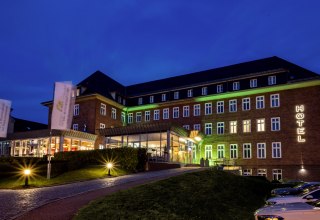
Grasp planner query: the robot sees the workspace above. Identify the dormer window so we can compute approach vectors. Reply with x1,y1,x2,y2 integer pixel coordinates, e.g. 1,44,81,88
150,96,154,103
268,75,276,85
202,87,208,95
162,94,166,101
187,89,193,98
174,91,179,100
250,79,257,88
138,97,143,105
233,82,240,91
217,84,223,93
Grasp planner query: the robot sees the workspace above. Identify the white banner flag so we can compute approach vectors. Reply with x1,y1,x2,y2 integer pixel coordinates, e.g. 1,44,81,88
51,82,75,130
0,99,11,138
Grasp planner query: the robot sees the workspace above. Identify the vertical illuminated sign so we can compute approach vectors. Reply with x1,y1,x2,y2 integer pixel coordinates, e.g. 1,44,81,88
295,105,306,142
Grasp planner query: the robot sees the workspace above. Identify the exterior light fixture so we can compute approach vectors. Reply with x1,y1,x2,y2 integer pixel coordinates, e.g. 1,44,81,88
195,136,202,142
23,169,31,186
106,162,113,176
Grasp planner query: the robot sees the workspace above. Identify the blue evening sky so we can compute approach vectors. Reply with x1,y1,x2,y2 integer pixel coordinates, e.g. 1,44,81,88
0,0,319,124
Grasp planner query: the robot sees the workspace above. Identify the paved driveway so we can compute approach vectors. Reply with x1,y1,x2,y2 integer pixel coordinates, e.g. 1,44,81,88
0,167,202,220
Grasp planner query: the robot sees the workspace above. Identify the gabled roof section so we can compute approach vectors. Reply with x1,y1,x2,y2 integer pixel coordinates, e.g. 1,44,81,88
12,117,48,132
126,56,319,96
77,70,125,99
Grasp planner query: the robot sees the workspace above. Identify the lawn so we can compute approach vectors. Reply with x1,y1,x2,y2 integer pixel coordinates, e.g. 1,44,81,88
0,165,128,189
74,169,271,220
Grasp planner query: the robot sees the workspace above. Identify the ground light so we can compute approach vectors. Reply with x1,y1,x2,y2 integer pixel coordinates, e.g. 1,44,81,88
23,168,31,187
106,162,113,176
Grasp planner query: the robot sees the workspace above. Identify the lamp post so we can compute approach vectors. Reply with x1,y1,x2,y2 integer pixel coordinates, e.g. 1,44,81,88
106,162,113,176
24,169,31,187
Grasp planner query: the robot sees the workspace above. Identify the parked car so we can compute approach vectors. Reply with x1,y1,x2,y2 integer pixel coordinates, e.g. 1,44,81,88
254,200,320,220
266,187,320,205
271,182,320,196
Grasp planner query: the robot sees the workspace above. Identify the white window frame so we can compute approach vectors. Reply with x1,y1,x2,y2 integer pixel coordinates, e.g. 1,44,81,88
111,108,116,119
217,144,225,159
162,94,166,102
256,96,265,109
173,107,179,119
270,94,280,108
250,79,257,88
205,103,212,115
150,96,154,103
73,104,79,116
100,103,106,116
243,143,252,159
243,120,251,133
174,91,179,100
257,169,267,177
243,169,252,176
136,112,142,122
138,97,143,105
187,89,193,98
242,98,250,111
183,106,190,117
257,118,265,132
72,124,78,131
233,82,240,91
202,87,208,95
194,124,201,131
268,75,277,85
183,125,190,130
154,110,160,120
128,113,133,124
217,122,224,135
163,108,169,119
193,104,200,116
257,143,266,159
272,169,282,180
230,121,237,134
229,99,237,112
145,111,150,122
205,123,212,135
217,101,224,114
230,144,238,159
100,123,106,129
271,117,281,131
272,142,282,158
205,145,212,159
217,84,223,93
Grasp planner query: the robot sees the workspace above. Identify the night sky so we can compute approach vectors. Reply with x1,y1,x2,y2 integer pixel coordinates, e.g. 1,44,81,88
1,0,320,124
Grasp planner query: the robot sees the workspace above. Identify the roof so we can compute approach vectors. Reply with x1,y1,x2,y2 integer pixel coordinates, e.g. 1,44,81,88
126,56,319,96
12,117,47,132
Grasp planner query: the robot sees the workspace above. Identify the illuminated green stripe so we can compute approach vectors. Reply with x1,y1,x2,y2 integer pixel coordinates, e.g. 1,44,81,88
126,104,159,112
196,80,320,102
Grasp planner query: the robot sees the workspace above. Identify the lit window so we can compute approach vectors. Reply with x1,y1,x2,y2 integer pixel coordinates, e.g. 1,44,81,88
268,75,276,85
174,91,179,100
162,94,166,101
183,125,190,130
128,113,133,124
154,110,160,120
230,121,237,134
163,108,169,119
217,122,224,134
183,106,190,117
100,123,106,129
136,112,142,122
217,145,225,159
187,89,193,97
256,96,265,109
250,79,257,88
242,98,250,111
217,101,224,114
257,118,265,132
111,108,116,119
193,104,201,116
72,124,78,131
150,96,154,103
173,107,179,118
217,84,223,93
100,103,106,116
257,169,267,177
272,169,282,181
230,144,238,159
138,98,143,105
202,87,208,95
205,123,212,135
243,169,252,176
194,124,201,131
272,142,281,158
205,103,212,115
243,120,251,133
229,99,237,112
145,111,150,122
233,82,240,91
73,104,79,116
121,112,126,124
271,117,281,131
99,144,104,150
243,143,251,159
270,94,280,108
257,143,266,159
205,145,212,159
